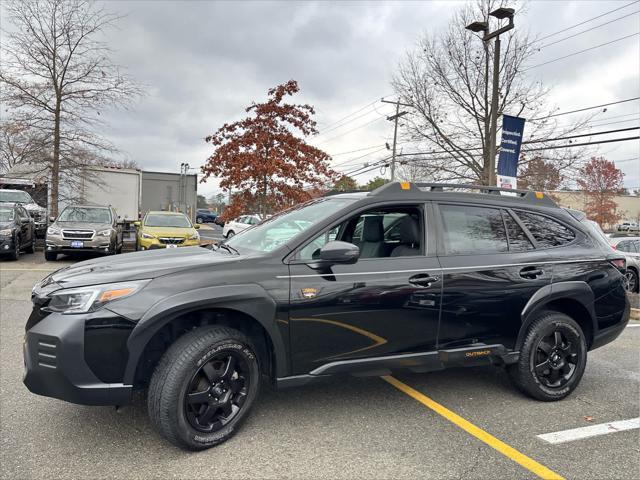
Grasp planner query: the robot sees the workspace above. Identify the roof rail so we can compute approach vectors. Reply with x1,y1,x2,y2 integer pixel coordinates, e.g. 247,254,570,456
368,181,558,207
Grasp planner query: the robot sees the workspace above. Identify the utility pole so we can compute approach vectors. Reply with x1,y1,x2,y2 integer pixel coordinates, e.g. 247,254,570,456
466,7,515,186
381,98,409,181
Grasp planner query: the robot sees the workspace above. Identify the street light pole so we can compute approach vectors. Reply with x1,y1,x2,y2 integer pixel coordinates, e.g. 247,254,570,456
466,7,515,186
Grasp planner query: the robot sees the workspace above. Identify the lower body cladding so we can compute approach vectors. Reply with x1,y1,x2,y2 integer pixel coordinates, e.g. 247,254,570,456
23,309,133,406
277,344,519,388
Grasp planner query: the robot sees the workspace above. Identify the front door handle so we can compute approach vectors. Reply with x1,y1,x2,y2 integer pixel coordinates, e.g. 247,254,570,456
409,273,439,288
520,266,544,279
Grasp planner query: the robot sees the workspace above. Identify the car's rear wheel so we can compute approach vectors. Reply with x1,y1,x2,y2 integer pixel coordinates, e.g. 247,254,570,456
148,326,260,451
625,269,638,293
508,311,587,401
196,217,203,224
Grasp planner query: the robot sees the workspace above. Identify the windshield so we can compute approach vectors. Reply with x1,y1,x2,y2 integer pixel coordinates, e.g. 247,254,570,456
0,190,33,204
226,197,357,253
0,208,14,222
58,207,112,224
145,213,192,228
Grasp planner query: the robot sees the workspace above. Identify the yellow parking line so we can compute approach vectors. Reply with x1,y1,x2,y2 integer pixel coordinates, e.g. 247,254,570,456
382,376,565,480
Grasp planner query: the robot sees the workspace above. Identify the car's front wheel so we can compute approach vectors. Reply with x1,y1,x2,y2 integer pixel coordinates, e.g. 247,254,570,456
44,251,57,261
226,230,235,238
508,311,587,401
148,326,260,451
196,217,203,224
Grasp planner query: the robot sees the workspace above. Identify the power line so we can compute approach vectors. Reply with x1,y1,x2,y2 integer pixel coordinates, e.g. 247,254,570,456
328,144,384,157
315,95,391,134
523,32,640,71
536,10,640,50
536,0,640,42
530,97,640,121
522,136,639,151
314,116,387,146
316,106,390,137
524,126,639,144
332,146,388,170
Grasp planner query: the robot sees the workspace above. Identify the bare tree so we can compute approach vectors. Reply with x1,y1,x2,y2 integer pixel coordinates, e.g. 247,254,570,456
0,118,49,173
392,0,592,185
0,0,141,215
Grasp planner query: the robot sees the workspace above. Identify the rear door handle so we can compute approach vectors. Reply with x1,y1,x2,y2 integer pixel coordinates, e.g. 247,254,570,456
409,273,439,288
519,266,544,279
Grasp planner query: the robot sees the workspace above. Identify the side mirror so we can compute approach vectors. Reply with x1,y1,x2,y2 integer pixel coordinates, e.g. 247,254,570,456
49,216,56,223
194,224,201,230
318,241,360,265
133,221,141,227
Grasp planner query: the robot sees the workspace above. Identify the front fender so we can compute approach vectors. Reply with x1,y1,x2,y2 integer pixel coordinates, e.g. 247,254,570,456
123,284,287,384
516,281,596,349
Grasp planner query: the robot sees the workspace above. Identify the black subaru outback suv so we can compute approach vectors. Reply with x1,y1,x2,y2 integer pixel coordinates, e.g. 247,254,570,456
24,182,630,450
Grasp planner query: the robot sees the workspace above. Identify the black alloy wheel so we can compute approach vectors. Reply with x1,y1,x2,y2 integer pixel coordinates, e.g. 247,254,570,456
148,325,260,450
184,352,249,433
624,269,638,293
532,329,578,389
508,311,587,401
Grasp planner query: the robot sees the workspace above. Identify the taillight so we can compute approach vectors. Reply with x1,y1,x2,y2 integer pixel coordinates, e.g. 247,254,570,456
610,258,626,271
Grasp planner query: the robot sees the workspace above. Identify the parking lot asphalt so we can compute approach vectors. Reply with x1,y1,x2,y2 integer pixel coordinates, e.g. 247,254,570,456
1,255,639,479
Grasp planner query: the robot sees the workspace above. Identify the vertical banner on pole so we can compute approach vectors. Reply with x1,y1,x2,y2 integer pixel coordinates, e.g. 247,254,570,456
497,115,525,189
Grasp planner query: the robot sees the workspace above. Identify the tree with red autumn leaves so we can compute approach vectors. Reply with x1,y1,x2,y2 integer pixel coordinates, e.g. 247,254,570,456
518,156,562,192
201,80,337,220
577,157,625,227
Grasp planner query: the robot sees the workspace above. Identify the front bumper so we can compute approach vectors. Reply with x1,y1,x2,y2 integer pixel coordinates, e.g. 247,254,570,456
138,236,200,250
46,235,112,254
23,311,132,406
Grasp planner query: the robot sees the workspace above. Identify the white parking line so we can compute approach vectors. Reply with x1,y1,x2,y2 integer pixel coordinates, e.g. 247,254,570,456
626,323,640,328
537,418,640,445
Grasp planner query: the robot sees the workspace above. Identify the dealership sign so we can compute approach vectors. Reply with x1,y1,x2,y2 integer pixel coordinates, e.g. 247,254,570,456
497,115,526,189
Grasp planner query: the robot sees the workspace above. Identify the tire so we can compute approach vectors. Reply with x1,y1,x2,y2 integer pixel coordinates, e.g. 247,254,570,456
44,251,57,261
9,236,20,261
625,268,638,293
26,239,36,254
508,311,587,401
226,230,235,239
196,217,203,224
148,325,260,451
116,243,123,254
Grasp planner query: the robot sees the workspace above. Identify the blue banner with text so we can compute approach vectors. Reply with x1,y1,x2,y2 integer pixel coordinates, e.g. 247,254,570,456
497,115,526,177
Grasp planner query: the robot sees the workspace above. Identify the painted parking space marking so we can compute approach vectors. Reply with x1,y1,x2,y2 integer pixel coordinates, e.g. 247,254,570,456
626,323,640,328
0,268,57,272
537,418,640,445
382,376,565,480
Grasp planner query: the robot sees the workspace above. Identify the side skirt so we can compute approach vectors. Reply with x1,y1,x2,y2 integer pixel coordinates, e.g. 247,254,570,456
276,344,519,389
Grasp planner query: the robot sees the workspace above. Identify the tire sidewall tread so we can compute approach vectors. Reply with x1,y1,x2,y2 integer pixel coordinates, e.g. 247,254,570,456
148,325,260,451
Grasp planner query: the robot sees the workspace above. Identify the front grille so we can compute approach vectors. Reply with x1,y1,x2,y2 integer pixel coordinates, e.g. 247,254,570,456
29,211,44,222
37,338,57,369
159,237,185,245
62,230,94,240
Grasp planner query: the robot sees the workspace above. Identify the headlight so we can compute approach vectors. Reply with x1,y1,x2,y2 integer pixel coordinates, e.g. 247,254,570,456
45,280,150,314
0,228,13,237
141,232,155,239
47,226,61,236
188,232,200,240
97,228,113,237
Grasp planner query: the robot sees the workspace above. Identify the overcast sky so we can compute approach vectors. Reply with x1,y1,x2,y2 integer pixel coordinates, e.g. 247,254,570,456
6,0,639,197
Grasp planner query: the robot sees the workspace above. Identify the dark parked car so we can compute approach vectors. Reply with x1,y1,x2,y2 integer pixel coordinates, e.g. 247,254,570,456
0,202,35,260
195,209,218,224
23,183,630,450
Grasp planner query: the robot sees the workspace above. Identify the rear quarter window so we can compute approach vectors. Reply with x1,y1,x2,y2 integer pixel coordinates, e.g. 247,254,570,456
515,211,576,248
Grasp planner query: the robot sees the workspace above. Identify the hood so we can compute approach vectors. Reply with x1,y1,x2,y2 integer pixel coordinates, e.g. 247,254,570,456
55,221,112,231
0,221,15,230
142,226,197,237
45,247,242,290
23,203,45,212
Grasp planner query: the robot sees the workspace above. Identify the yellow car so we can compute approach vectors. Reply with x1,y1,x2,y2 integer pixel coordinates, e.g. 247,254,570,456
135,211,200,250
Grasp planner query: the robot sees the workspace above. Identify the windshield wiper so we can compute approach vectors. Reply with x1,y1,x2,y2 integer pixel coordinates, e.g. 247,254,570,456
217,242,240,255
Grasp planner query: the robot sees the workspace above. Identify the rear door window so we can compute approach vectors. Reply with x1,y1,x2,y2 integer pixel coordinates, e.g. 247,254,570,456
439,205,508,254
515,211,576,248
502,211,534,252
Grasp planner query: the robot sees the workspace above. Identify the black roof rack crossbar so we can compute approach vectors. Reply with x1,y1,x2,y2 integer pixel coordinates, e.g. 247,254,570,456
368,181,558,207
